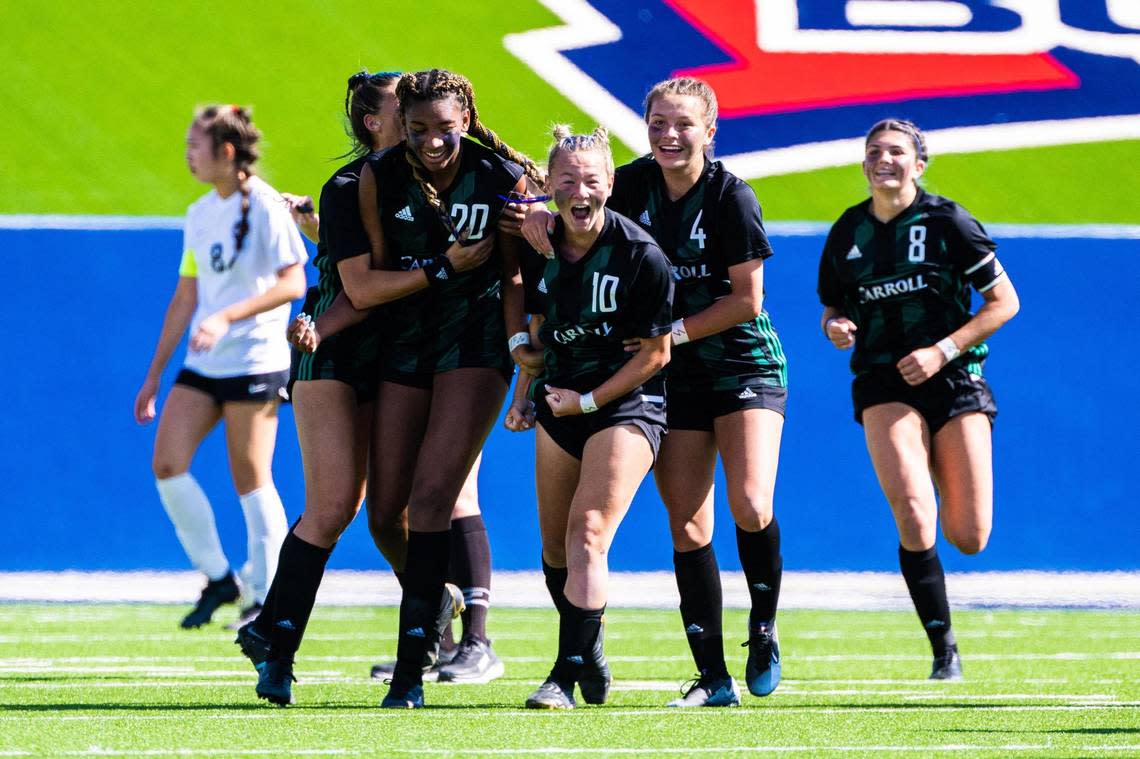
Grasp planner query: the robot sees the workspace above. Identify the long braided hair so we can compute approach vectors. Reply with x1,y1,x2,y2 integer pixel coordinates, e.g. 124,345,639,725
194,104,261,252
394,69,544,213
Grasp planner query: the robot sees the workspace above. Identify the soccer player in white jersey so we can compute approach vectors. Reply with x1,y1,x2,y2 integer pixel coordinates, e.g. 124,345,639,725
134,105,307,630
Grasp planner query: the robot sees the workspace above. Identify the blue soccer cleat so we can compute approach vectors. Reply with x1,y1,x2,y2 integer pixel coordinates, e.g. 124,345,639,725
743,620,781,697
667,673,741,707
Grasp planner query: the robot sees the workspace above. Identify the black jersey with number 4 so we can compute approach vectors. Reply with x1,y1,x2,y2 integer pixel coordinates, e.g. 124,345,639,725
530,208,674,397
609,156,787,392
369,139,524,368
818,189,1006,376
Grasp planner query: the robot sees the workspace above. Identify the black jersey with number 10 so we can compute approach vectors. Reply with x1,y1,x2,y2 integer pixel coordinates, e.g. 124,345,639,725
530,209,674,398
817,189,1007,376
609,156,787,393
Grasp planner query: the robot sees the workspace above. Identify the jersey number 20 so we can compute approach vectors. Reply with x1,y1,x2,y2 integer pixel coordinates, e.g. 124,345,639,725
447,203,490,242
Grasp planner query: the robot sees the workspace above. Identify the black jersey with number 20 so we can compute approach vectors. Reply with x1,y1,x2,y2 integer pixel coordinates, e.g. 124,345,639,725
818,189,1006,376
530,208,674,399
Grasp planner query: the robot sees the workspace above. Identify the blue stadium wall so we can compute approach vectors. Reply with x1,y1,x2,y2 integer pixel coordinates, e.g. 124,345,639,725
4,226,1136,572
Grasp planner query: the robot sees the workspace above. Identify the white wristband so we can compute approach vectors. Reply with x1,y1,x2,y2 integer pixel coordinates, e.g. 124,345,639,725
508,331,531,352
936,337,961,362
579,391,599,414
670,318,690,346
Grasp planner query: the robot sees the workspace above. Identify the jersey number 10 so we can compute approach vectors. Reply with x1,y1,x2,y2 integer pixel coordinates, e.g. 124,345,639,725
591,272,619,313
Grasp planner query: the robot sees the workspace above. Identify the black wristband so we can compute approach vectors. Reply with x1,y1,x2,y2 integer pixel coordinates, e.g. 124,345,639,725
421,256,455,286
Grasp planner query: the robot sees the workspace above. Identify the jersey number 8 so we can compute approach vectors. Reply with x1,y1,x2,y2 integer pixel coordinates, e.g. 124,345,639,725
908,225,927,263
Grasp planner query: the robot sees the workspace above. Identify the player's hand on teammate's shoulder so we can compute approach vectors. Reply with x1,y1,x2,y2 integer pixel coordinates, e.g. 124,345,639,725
520,207,556,259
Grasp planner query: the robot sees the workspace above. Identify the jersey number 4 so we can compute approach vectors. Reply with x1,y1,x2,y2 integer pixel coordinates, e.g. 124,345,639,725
690,210,706,250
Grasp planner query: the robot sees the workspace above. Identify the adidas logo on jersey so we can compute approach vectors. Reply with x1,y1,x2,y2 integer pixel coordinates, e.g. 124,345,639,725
434,268,448,281
685,623,705,635
638,209,651,226
395,206,414,222
846,245,862,260
737,387,757,400
537,278,548,294
405,627,426,638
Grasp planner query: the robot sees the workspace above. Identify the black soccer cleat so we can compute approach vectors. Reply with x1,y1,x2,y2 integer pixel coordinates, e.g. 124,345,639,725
578,615,611,704
255,658,296,707
180,573,241,629
930,646,964,681
436,636,504,684
235,621,271,668
380,681,424,709
525,678,576,710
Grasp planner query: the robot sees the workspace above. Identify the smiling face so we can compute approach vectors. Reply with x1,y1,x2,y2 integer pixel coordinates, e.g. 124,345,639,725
646,93,716,172
185,123,231,184
549,148,614,235
403,95,469,172
863,129,926,193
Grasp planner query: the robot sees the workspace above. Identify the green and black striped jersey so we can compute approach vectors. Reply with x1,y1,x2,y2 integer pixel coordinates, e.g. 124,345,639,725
308,152,375,320
369,139,524,359
609,156,787,392
529,209,673,397
818,189,1006,376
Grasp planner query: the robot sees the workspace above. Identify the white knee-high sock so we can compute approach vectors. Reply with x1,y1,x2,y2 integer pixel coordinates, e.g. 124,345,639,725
155,473,229,581
238,485,289,604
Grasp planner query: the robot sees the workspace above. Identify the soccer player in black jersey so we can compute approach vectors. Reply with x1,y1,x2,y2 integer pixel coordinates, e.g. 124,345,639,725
818,119,1019,681
272,72,504,696
518,125,673,710
303,69,544,709
521,78,788,705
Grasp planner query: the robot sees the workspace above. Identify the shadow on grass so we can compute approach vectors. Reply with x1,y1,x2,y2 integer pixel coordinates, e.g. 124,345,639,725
0,701,514,712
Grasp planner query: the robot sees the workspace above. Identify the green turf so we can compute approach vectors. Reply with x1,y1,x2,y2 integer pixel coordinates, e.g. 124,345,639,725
1,604,1137,757
2,2,1137,222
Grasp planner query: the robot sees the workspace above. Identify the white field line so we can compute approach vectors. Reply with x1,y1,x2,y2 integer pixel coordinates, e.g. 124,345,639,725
2,745,1140,757
2,705,1139,724
2,215,1139,239
2,570,1138,609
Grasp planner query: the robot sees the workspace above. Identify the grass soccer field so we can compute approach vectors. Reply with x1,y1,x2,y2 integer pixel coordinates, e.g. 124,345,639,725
2,1,1137,223
2,604,1137,757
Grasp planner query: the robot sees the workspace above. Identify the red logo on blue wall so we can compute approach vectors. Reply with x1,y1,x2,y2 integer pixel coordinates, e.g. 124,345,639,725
506,0,1140,177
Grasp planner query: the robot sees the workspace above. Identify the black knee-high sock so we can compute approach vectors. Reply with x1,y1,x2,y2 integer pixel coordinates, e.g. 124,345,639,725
673,543,728,679
737,520,783,627
449,515,492,642
252,517,300,635
392,529,451,686
550,601,604,684
542,557,569,613
266,529,333,660
898,545,956,655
